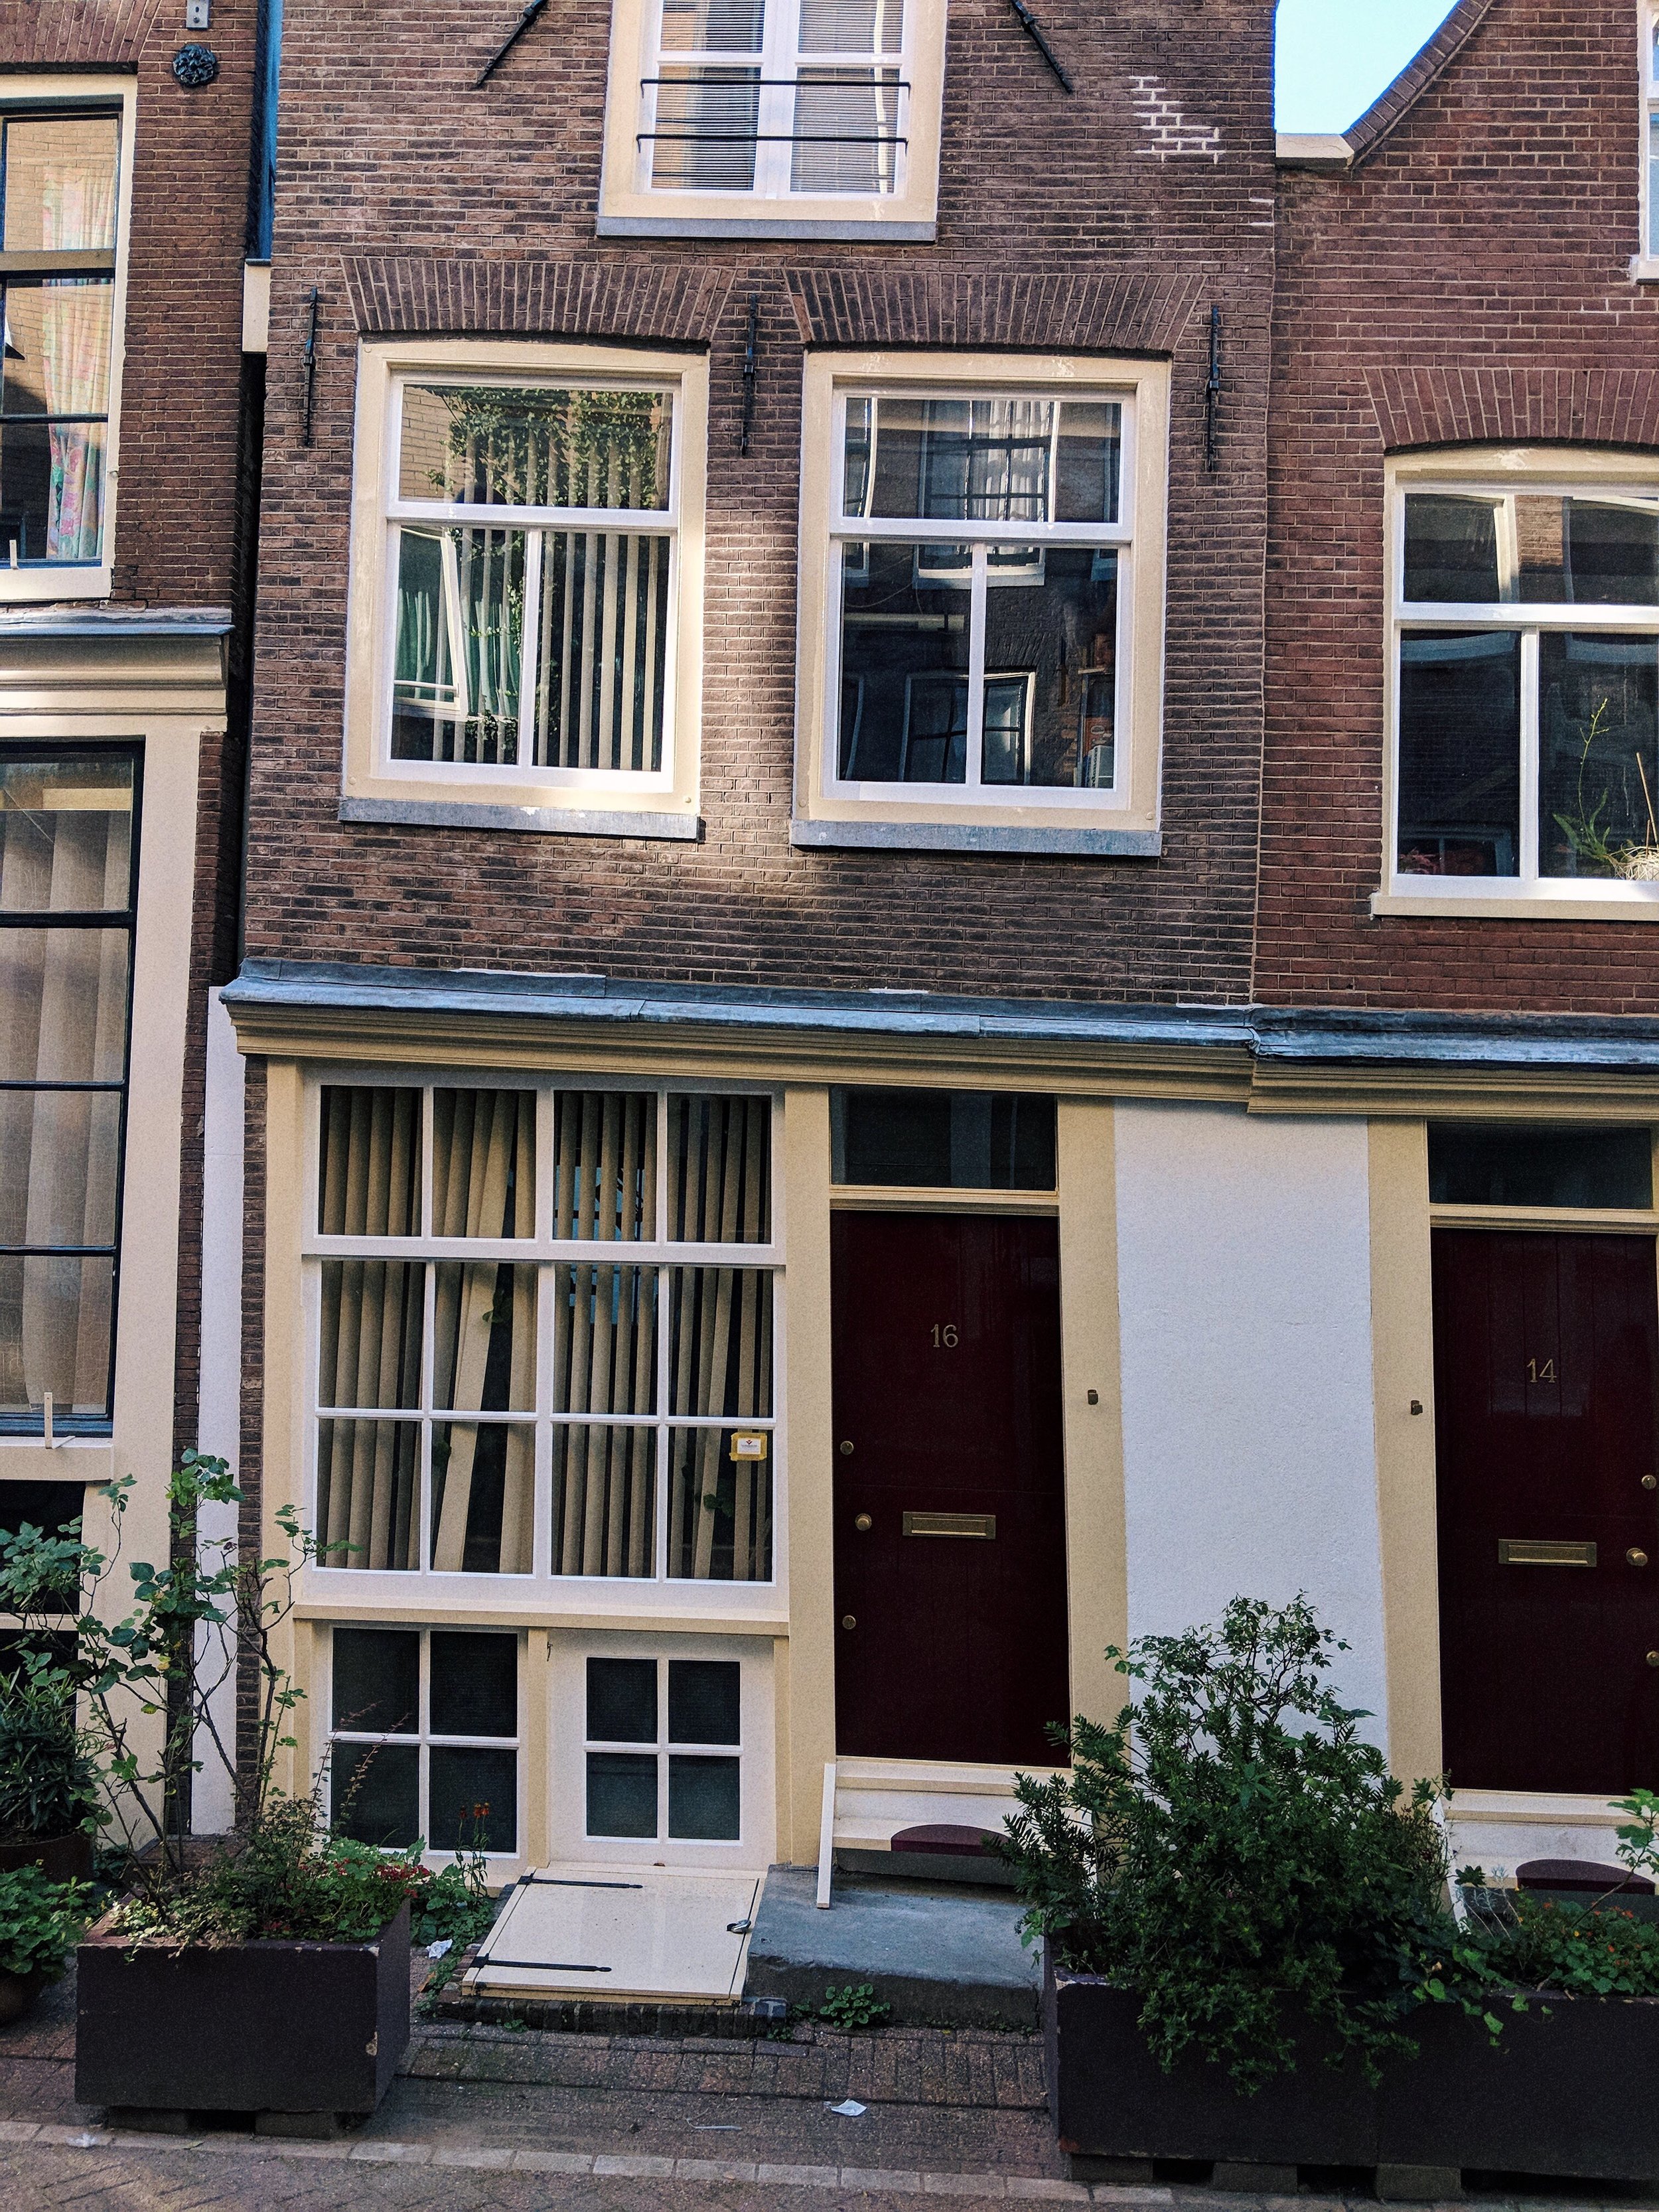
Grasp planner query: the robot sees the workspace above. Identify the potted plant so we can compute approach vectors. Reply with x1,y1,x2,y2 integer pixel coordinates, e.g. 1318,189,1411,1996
0,1452,489,2128
1003,1597,1659,2193
0,1674,104,1883
0,1863,90,2025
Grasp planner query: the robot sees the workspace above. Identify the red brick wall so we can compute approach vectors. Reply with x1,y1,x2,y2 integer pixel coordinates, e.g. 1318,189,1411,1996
244,0,1278,1006
1260,0,1659,1013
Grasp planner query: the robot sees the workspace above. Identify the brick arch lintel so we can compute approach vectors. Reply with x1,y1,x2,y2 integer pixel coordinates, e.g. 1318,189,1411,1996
339,257,736,348
1366,367,1659,455
784,267,1206,355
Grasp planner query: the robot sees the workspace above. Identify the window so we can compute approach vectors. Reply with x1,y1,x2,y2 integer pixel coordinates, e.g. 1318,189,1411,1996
307,1082,778,1591
0,84,131,598
0,751,137,1434
1644,5,1659,268
599,0,947,238
343,343,707,836
1386,472,1659,910
1429,1124,1655,1211
329,1625,520,1856
831,1088,1056,1190
793,354,1169,853
585,1653,742,1843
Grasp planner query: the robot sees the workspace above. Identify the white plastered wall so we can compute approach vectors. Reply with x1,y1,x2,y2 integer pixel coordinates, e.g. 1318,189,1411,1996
192,987,245,1833
1113,1103,1390,1737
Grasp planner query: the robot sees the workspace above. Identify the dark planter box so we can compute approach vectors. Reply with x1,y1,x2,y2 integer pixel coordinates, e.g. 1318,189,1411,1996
0,1831,94,1884
1046,1947,1659,2185
76,1901,410,2120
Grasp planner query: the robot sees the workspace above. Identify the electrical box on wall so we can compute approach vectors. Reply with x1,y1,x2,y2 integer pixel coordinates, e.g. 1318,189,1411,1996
184,1,210,27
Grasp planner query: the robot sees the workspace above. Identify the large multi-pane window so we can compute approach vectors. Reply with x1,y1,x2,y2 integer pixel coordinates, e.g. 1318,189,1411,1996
329,1625,521,1857
0,750,136,1433
387,377,678,778
0,100,123,578
1391,484,1659,901
830,390,1129,799
309,1083,777,1585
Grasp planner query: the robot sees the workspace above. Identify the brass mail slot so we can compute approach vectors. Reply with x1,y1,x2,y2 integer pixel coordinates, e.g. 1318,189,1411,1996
1498,1538,1597,1568
902,1511,996,1540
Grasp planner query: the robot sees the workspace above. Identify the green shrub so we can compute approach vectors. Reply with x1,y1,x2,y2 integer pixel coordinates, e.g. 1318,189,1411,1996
0,1866,90,1983
817,1982,891,2030
0,1677,102,1845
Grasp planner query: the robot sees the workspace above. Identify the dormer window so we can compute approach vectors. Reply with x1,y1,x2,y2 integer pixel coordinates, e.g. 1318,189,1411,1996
599,0,947,240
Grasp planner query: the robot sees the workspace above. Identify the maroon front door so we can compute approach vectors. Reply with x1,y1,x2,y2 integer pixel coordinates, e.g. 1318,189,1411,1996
830,1211,1069,1767
1434,1228,1659,1794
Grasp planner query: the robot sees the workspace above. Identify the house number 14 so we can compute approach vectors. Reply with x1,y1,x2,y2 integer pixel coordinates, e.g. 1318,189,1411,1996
1528,1357,1557,1382
932,1323,960,1348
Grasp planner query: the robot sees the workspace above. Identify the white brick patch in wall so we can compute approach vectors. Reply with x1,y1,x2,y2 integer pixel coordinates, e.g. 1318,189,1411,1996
1130,76,1223,162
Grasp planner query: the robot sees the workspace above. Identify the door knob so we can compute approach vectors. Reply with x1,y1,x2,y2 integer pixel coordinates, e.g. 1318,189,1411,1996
853,1513,873,1532
839,1441,855,1456
841,1615,857,1630
1647,1652,1659,1668
1631,1550,1651,1568
1645,1475,1658,1491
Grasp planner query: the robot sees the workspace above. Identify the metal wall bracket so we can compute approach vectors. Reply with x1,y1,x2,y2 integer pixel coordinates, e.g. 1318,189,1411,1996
740,293,759,455
476,0,550,88
1006,0,1074,93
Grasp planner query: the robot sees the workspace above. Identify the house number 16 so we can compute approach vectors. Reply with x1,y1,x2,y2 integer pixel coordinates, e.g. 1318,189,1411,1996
932,1323,960,1348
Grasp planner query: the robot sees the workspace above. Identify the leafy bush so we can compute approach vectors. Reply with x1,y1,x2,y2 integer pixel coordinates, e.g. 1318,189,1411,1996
0,1866,90,1983
1460,1894,1659,1999
0,1677,102,1844
1000,1596,1453,2090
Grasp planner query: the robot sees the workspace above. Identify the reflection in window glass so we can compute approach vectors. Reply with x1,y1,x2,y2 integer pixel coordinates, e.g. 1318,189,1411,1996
1429,1124,1654,1210
981,549,1118,787
831,1088,1058,1189
851,396,1120,526
1539,634,1659,879
839,541,970,780
397,386,670,512
1404,497,1500,603
1396,632,1521,877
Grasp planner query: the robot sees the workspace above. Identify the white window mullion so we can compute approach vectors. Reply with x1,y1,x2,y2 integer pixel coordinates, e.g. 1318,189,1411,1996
519,528,543,769
965,546,988,790
1519,625,1542,885
754,0,794,199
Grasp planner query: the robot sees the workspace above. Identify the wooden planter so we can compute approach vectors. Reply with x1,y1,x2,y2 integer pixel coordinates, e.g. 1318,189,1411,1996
75,1902,410,2123
1046,1949,1659,2189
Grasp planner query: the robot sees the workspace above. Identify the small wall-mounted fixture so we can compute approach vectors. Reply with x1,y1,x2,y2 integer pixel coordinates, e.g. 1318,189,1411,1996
1409,1400,1424,1416
42,1391,64,1450
172,42,220,88
184,0,211,28
1086,1388,1100,1406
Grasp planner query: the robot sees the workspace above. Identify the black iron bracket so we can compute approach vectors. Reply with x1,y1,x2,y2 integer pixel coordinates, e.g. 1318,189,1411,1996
1006,0,1074,93
740,293,759,456
1204,305,1222,471
476,0,549,88
301,285,320,449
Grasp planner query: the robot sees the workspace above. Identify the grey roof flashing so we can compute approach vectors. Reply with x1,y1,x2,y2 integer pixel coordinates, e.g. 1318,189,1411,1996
0,605,232,639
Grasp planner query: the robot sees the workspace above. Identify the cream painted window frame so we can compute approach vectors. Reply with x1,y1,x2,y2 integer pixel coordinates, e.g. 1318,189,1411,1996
1639,4,1659,281
597,0,946,241
341,340,707,835
298,1069,787,1622
792,351,1169,850
0,76,135,605
1374,448,1659,923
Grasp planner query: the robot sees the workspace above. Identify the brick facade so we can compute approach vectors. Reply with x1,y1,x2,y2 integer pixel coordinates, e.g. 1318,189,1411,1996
244,0,1277,1006
1258,0,1659,1014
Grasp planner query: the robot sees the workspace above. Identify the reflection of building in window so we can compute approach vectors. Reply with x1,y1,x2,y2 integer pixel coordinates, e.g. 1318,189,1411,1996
329,1625,520,1857
0,751,137,1434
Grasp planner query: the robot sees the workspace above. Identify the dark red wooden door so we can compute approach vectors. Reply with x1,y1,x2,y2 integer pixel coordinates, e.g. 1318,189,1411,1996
1434,1229,1659,1794
830,1211,1069,1766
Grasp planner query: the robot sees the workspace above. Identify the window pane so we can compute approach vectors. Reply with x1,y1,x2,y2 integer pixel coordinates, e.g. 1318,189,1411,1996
1540,632,1659,879
553,1426,657,1577
432,1089,534,1238
0,1089,121,1247
318,1087,421,1236
1396,632,1521,877
332,1625,419,1733
668,1755,740,1840
1565,500,1659,607
790,71,902,195
431,1423,534,1574
1,115,119,252
869,398,1055,524
1,279,113,421
648,71,760,192
435,1264,536,1413
430,1630,518,1737
0,1479,84,1613
830,1088,1058,1189
0,1253,112,1422
0,419,106,563
668,1270,773,1417
534,530,670,773
552,1090,656,1239
1403,496,1500,603
668,1659,741,1745
660,0,766,50
668,1094,770,1242
838,541,970,781
587,1750,658,1837
552,1265,657,1415
332,1741,419,1848
430,1745,517,1854
668,1428,774,1581
587,1656,658,1742
981,548,1118,788
1429,1125,1654,1210
316,1418,420,1572
318,1262,423,1410
0,929,129,1082
398,386,671,512
390,525,524,767
0,754,133,911
1054,404,1122,525
799,0,904,51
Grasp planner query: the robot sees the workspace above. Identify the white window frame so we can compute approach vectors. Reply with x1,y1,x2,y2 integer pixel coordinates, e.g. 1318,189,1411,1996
0,76,135,605
1376,449,1659,922
298,1069,787,1623
793,350,1169,851
1640,4,1659,279
341,340,707,836
598,0,948,240
324,1623,526,1866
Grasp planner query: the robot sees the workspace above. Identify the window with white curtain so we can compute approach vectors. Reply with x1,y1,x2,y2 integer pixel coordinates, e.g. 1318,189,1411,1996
309,1082,777,1588
0,749,136,1434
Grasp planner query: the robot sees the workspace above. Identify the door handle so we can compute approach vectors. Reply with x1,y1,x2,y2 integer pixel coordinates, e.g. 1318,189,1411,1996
1630,1549,1651,1568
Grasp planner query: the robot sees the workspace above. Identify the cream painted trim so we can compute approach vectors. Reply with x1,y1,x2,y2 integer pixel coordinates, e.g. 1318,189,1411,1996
341,339,707,828
780,1086,835,1866
1372,892,1659,922
295,1601,786,1633
1431,1205,1659,1234
792,350,1169,844
830,1183,1056,1215
0,75,135,605
0,633,226,715
1056,1098,1127,1730
1366,1120,1442,1785
242,259,270,354
596,0,946,240
1248,1065,1659,1120
1453,1789,1627,1830
1642,5,1658,268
